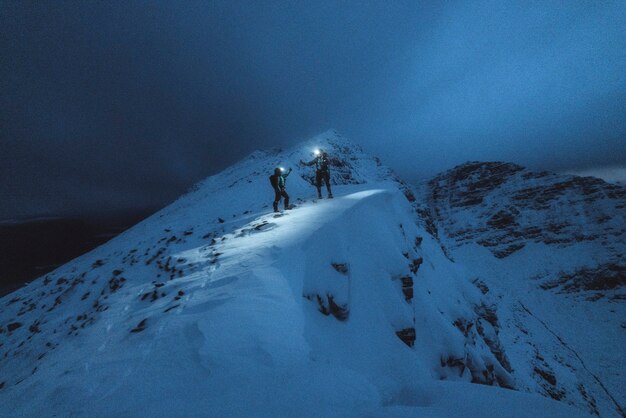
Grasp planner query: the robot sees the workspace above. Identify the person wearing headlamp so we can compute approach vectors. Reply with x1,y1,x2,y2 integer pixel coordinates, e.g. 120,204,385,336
300,149,333,199
269,166,292,213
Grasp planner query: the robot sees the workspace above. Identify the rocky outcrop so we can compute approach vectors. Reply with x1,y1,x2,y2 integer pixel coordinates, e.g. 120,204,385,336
425,162,626,262
420,161,626,416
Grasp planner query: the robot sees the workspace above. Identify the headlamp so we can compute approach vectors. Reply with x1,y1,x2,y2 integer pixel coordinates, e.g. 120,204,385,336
314,149,321,156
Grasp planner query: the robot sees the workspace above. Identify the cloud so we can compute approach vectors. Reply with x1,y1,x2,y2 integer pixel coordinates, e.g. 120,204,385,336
1,1,625,219
565,166,626,185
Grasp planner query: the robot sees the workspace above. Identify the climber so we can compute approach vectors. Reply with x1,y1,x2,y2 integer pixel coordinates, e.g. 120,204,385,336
300,149,333,199
269,167,292,212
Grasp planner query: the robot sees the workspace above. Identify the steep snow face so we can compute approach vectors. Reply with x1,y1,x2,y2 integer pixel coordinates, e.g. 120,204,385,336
0,132,589,417
418,162,626,417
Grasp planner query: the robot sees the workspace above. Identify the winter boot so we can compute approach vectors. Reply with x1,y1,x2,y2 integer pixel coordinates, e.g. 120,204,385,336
273,201,279,212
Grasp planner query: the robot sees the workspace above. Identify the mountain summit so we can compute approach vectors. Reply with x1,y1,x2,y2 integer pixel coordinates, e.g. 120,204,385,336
1,131,622,417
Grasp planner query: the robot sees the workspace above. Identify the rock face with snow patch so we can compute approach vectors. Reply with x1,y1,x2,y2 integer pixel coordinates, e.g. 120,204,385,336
418,161,625,417
425,161,625,261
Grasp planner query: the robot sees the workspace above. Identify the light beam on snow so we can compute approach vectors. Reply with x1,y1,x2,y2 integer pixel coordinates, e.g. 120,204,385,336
344,189,386,200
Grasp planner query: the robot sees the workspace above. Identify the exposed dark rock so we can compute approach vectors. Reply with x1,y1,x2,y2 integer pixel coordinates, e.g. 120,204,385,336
410,258,423,274
7,297,21,305
415,207,439,238
578,384,600,416
472,279,490,295
541,262,626,293
8,322,22,332
453,318,474,337
145,248,166,265
534,367,557,386
492,243,526,258
325,295,349,321
475,303,498,329
441,356,466,373
487,210,518,229
108,277,126,293
466,361,514,389
130,319,148,333
585,293,604,302
400,276,414,301
253,221,270,231
396,328,416,347
305,293,349,321
164,304,180,313
403,189,416,203
331,263,349,275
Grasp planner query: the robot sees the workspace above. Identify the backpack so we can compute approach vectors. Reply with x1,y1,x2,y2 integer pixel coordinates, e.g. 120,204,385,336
269,174,278,189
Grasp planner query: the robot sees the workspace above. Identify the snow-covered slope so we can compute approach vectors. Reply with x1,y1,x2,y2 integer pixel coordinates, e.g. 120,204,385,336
417,162,625,417
0,131,610,417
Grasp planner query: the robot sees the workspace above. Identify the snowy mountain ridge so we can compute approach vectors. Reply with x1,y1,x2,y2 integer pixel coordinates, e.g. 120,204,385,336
0,130,622,417
416,160,625,417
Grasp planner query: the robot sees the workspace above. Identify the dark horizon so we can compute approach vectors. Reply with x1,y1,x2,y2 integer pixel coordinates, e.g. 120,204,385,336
2,1,625,220
0,208,154,296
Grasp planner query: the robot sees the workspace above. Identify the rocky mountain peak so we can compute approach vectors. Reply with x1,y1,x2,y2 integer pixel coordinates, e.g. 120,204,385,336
424,161,626,260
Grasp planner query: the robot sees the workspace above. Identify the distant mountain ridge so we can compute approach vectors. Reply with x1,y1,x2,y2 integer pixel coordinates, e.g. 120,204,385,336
421,161,625,293
426,161,625,253
416,161,625,416
0,212,154,297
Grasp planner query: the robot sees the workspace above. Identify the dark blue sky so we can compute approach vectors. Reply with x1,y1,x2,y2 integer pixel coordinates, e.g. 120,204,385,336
1,1,625,219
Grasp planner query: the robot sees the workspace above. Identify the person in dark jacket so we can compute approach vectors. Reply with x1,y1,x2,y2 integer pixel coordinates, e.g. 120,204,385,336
269,167,292,212
301,150,333,199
